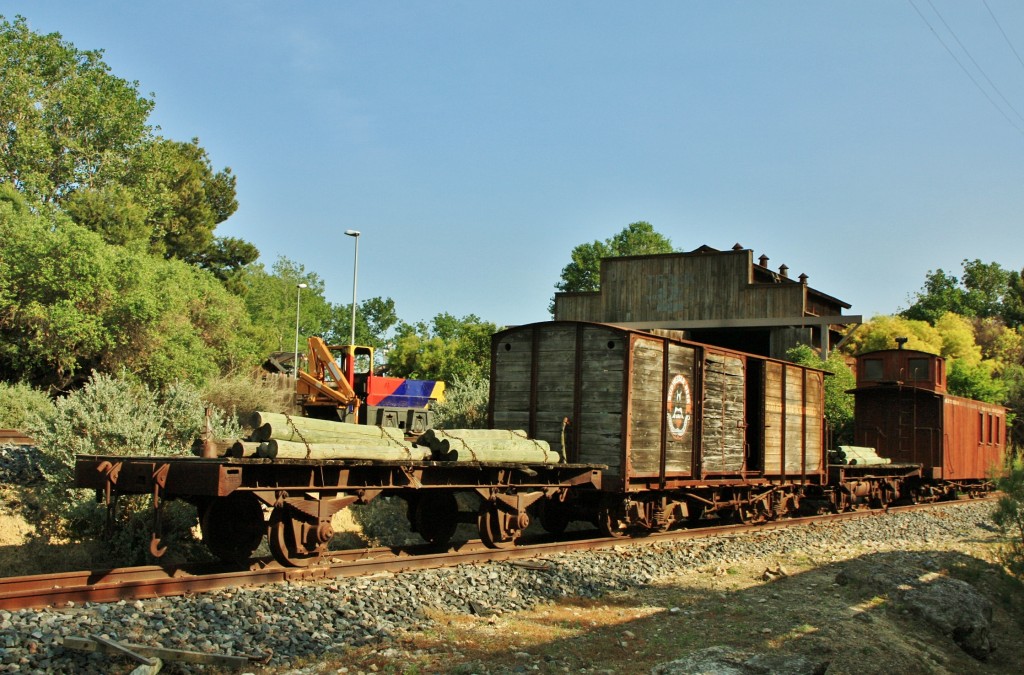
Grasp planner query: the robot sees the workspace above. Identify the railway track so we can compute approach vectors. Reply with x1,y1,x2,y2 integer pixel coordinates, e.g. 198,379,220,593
1,498,990,612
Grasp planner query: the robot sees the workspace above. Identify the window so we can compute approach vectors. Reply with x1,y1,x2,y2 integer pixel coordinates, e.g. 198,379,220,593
908,358,930,380
863,359,883,381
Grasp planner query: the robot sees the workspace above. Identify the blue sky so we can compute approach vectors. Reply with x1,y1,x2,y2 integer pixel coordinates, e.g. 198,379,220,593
11,2,1024,327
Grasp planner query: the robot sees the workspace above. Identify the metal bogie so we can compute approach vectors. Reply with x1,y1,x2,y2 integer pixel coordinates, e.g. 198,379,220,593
475,489,547,548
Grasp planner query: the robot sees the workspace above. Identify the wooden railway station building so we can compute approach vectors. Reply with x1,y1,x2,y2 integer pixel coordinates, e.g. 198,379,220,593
552,244,861,359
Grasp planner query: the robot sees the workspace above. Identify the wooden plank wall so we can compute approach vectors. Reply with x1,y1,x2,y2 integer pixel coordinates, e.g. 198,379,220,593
701,351,746,473
802,370,824,473
664,343,696,473
577,326,625,474
593,251,807,323
491,324,624,475
763,364,824,477
763,361,784,473
628,338,664,473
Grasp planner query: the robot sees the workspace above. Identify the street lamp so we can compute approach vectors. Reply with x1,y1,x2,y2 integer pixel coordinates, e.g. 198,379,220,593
345,230,360,347
294,282,308,378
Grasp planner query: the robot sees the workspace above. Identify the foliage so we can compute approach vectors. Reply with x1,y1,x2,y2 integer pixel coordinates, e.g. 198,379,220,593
433,375,490,429
201,371,298,421
0,15,153,203
325,296,400,349
993,453,1024,578
551,221,675,314
786,344,856,445
236,257,333,354
24,371,239,565
843,315,943,355
903,259,1021,326
0,381,52,429
386,313,498,383
947,358,1007,405
0,15,253,274
0,202,261,389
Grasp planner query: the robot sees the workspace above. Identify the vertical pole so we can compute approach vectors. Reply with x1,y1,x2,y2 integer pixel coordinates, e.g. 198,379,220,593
294,283,307,378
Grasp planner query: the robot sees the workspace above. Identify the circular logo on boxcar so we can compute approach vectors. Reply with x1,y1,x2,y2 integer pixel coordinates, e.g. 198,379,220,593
666,374,692,440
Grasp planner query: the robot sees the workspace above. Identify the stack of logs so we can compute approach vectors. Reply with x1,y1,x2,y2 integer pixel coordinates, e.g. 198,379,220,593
828,445,892,466
222,412,562,464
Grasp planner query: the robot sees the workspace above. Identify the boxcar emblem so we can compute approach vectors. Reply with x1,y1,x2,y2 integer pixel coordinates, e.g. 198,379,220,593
666,374,692,440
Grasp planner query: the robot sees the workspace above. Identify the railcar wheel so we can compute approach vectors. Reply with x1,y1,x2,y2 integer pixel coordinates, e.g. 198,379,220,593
268,507,326,567
597,503,628,538
686,501,706,524
412,492,459,546
478,503,520,549
200,493,265,564
540,499,571,535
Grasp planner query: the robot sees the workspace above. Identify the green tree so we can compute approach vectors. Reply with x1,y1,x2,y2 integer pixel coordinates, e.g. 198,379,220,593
843,315,943,355
325,296,400,348
236,257,333,355
387,313,498,382
0,15,153,203
0,201,260,389
903,259,1014,324
1,16,253,273
551,221,675,314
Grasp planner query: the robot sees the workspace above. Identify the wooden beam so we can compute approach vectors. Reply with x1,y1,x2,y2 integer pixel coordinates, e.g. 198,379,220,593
63,636,251,668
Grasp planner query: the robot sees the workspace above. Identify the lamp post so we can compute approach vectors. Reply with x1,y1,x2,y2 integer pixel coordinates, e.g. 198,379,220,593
344,230,360,347
294,282,308,378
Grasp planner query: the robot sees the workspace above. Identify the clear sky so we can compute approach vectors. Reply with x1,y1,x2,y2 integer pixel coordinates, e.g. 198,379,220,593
10,2,1024,327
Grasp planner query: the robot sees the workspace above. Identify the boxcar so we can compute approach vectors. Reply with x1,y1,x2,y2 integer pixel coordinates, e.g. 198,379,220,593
851,348,1006,488
489,322,827,529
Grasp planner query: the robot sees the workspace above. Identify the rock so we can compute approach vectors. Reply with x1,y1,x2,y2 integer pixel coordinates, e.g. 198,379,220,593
651,646,828,675
898,575,994,659
651,646,748,675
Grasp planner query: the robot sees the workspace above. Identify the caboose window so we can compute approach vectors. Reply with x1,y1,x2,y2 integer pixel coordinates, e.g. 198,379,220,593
908,358,930,380
863,359,883,380
979,412,985,444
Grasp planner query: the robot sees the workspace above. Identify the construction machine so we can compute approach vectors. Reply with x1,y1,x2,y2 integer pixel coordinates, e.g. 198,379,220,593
295,336,444,434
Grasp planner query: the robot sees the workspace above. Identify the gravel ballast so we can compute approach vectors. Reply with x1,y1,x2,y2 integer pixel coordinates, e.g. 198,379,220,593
0,500,1001,674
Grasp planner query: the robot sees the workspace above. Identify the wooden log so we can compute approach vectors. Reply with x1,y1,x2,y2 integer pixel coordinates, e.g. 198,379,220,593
257,439,431,461
225,441,261,458
419,429,561,463
247,412,405,443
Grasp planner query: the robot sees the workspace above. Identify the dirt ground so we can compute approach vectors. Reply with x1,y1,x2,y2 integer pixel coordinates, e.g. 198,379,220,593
281,520,1024,675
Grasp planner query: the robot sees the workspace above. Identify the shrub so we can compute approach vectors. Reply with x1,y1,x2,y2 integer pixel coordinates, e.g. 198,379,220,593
25,370,239,565
433,375,490,429
0,381,53,430
201,370,298,423
993,452,1024,577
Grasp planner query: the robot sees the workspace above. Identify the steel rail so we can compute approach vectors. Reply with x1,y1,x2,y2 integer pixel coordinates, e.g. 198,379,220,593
0,498,992,611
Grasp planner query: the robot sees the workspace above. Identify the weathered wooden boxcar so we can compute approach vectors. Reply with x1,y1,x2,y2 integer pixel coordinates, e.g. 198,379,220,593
851,348,1006,489
489,322,827,530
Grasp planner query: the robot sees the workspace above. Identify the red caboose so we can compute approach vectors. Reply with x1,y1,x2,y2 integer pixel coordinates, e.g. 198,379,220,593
850,347,1006,487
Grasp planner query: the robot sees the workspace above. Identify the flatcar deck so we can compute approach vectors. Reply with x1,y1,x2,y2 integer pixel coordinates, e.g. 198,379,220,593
75,454,604,497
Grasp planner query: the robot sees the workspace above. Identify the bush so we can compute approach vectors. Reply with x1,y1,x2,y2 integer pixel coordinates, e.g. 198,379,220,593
993,453,1024,577
25,370,240,565
433,375,490,429
0,381,52,429
201,370,298,423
